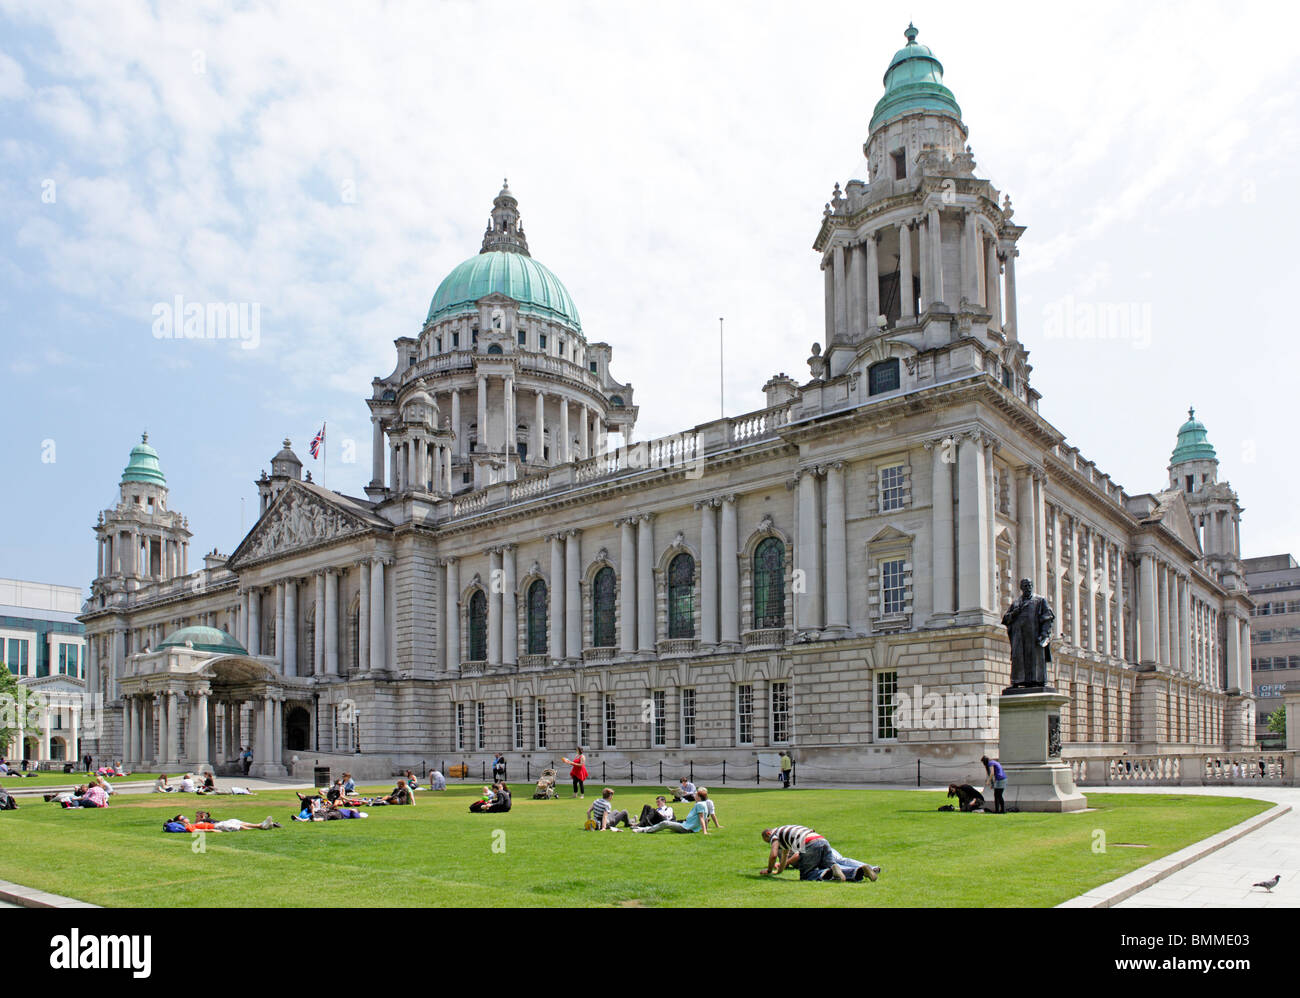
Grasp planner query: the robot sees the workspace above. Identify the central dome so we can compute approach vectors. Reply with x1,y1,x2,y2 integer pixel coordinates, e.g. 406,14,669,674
426,250,582,331
870,23,962,132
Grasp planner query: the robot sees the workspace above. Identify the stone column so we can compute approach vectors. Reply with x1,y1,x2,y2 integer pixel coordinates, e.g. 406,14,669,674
971,216,986,307
272,698,284,769
1225,614,1240,692
1016,471,1035,587
445,558,460,672
928,437,955,619
477,374,489,454
505,375,516,465
358,560,371,673
898,222,914,320
1101,545,1114,657
166,691,179,765
578,404,589,460
284,578,298,677
1033,473,1048,602
928,207,944,306
550,535,566,661
1158,563,1171,667
720,496,740,646
918,219,930,309
865,232,880,327
310,575,323,675
1179,576,1191,674
565,531,582,660
122,696,135,767
1067,520,1081,647
247,590,261,656
824,463,848,633
699,500,718,645
559,397,570,463
985,236,1003,330
1002,244,1019,342
796,468,823,632
620,519,637,655
274,582,285,670
534,391,545,463
502,545,517,667
369,558,386,672
371,417,384,486
193,691,210,770
1138,554,1156,665
637,515,656,653
823,262,834,341
832,243,848,341
956,433,990,615
451,389,462,458
324,569,339,675
488,548,503,666
223,703,235,761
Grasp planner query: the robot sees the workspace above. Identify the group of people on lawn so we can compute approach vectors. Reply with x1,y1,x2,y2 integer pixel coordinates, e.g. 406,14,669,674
945,756,1009,814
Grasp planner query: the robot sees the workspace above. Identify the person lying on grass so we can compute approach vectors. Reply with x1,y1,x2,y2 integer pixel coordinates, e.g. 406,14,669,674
587,787,633,829
292,799,368,822
758,825,880,882
167,811,281,832
633,788,709,834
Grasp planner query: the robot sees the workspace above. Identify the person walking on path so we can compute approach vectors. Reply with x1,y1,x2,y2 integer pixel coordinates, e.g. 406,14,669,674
779,751,793,789
981,755,1007,814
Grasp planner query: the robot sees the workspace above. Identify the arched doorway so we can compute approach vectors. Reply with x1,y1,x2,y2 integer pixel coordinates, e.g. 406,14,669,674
49,737,67,761
285,706,310,752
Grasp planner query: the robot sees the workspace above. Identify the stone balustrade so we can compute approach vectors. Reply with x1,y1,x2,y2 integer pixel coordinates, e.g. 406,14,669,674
1066,751,1295,786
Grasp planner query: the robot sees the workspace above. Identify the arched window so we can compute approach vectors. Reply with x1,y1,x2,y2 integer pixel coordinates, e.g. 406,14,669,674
610,395,624,408
753,537,785,629
487,343,503,355
468,589,487,661
668,553,695,639
592,567,616,647
527,580,548,655
868,358,900,396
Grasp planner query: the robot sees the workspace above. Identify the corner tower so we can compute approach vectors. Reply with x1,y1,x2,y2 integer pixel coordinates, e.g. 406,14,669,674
812,24,1031,408
1169,408,1245,589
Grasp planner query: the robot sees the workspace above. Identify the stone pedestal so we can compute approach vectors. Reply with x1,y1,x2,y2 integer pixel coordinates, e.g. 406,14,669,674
997,690,1087,812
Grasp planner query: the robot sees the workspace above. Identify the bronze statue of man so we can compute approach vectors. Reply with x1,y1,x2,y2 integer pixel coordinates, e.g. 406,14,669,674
1002,577,1054,689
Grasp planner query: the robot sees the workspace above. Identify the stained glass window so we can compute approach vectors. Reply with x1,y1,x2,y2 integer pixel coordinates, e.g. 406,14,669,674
527,580,548,655
668,553,695,638
592,567,616,647
468,589,487,661
753,537,784,629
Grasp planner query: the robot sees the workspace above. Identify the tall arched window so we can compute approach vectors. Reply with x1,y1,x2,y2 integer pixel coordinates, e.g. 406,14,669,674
753,537,785,629
348,602,359,674
468,589,487,661
668,553,696,639
527,580,548,655
592,567,616,647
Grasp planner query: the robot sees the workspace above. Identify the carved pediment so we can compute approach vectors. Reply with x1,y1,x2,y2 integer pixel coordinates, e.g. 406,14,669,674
233,486,370,565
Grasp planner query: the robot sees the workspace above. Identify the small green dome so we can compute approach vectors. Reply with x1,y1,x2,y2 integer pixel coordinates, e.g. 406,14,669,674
1170,407,1217,465
121,432,167,486
427,251,582,331
870,23,963,133
157,626,247,656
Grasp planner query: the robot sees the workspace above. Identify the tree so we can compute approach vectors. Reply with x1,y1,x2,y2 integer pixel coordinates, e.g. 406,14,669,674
1267,704,1287,736
0,667,40,758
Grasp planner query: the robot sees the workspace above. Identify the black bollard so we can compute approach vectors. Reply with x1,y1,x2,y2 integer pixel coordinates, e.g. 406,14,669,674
602,760,606,781
722,759,726,785
756,759,760,785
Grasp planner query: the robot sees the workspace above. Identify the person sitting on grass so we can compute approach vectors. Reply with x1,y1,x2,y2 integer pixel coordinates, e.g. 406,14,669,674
671,777,698,802
384,779,415,806
633,788,709,834
587,788,633,830
695,788,723,829
199,772,217,794
428,769,447,791
342,772,356,795
637,796,674,828
154,774,174,793
179,773,197,793
947,783,985,812
65,783,109,809
404,770,421,791
758,825,880,882
469,785,497,812
471,781,511,814
95,775,115,796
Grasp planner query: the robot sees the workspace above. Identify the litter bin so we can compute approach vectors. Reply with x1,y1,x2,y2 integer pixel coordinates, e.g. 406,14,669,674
313,766,331,789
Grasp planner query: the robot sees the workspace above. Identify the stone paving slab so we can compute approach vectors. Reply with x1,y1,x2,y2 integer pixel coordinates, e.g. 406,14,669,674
0,878,98,908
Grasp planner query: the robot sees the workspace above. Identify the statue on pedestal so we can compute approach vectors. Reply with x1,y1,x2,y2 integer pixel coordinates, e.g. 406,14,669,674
1002,577,1054,690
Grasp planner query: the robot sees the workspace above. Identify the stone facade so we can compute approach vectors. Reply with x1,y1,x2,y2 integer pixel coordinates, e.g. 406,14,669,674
78,24,1255,782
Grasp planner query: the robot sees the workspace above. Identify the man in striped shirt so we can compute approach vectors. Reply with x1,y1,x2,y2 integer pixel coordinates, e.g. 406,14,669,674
760,825,879,882
588,788,633,830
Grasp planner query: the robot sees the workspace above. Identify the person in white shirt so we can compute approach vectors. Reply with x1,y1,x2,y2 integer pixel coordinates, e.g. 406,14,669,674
672,777,697,802
180,774,197,793
637,795,675,827
696,788,722,829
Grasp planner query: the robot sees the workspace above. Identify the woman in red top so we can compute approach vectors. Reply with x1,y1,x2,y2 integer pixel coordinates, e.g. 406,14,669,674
563,747,588,799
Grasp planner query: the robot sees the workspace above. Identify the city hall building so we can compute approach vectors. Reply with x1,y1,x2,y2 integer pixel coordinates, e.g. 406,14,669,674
79,25,1254,782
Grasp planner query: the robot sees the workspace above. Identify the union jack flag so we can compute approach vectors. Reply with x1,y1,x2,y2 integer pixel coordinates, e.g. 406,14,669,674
310,423,325,459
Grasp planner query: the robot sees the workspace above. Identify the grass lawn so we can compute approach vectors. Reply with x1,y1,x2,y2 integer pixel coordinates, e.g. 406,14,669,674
0,771,187,789
0,784,1270,908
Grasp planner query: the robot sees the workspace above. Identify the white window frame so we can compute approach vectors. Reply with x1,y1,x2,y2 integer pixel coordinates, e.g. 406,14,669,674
604,693,617,749
535,698,547,749
513,699,525,750
652,689,666,748
874,670,899,742
881,558,906,615
879,463,906,512
736,684,754,746
770,681,790,744
456,703,465,751
681,687,697,747
475,702,486,750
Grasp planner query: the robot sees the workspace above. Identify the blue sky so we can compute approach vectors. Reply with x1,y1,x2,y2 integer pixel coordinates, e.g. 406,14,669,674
2,0,1298,591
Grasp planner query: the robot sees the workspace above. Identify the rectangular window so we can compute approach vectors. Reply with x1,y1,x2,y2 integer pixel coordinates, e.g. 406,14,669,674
879,464,905,511
589,361,597,373
771,682,790,743
539,333,547,349
452,332,459,348
59,645,68,675
7,638,28,676
736,684,754,745
652,689,666,747
681,687,696,747
892,149,906,179
536,698,547,749
513,699,524,750
476,702,486,750
435,337,441,352
577,694,589,748
881,559,906,615
518,330,526,346
604,694,617,748
875,670,899,740
456,703,465,751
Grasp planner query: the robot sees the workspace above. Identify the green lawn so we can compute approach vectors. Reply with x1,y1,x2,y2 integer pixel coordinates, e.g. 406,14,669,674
0,785,1270,907
0,771,187,788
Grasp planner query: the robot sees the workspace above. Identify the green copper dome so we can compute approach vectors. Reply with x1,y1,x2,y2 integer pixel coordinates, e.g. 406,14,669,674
426,251,582,331
870,23,963,133
157,625,247,656
121,432,167,486
1170,407,1217,465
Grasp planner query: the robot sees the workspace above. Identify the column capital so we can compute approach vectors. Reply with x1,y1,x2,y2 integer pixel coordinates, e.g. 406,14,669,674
794,464,823,481
637,512,655,524
565,528,583,539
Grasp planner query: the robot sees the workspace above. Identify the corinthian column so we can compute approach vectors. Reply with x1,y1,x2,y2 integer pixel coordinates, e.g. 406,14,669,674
620,519,637,655
549,535,566,661
502,545,517,667
369,558,386,672
956,432,990,615
324,569,339,675
825,463,848,634
928,437,955,620
699,500,718,645
796,468,823,632
898,223,914,320
637,515,655,653
565,531,582,660
488,548,503,666
720,496,739,646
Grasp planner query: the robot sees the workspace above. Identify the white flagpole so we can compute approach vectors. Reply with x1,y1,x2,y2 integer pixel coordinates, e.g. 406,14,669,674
322,421,327,490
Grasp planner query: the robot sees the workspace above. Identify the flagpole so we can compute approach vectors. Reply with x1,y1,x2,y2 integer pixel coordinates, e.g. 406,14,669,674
322,420,327,490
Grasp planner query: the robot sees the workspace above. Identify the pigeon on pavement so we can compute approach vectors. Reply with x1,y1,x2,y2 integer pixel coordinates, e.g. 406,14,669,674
1252,875,1280,892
